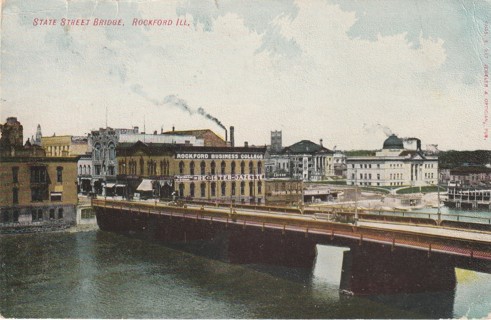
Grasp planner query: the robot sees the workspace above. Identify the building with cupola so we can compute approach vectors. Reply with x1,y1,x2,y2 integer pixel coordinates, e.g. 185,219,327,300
346,134,438,187
266,138,334,181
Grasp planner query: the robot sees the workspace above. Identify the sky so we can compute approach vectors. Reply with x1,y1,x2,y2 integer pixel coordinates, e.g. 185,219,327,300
1,0,491,151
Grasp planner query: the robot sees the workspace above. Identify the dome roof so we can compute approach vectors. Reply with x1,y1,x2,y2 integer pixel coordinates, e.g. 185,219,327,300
383,134,404,149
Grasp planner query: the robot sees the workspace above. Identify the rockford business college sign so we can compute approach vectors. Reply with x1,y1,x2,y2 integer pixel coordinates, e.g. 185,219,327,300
175,152,264,160
175,174,265,182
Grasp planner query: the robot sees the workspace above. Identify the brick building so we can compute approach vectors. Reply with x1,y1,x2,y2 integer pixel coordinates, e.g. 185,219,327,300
0,117,78,231
116,141,266,203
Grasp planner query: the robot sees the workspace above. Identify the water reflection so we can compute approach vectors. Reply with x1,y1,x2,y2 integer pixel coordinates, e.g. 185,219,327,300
1,230,490,318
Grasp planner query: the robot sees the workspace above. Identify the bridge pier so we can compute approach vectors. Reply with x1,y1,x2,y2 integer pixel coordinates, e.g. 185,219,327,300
340,244,456,295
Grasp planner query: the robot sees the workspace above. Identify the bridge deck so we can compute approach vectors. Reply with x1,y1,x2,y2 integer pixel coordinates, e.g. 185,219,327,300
93,199,491,262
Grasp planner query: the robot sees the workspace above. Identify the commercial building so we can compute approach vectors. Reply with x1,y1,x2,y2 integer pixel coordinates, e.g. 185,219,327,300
346,135,438,187
116,141,266,203
0,117,78,230
41,135,89,157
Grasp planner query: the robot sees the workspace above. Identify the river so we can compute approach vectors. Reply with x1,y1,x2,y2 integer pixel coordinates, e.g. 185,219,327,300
1,226,491,318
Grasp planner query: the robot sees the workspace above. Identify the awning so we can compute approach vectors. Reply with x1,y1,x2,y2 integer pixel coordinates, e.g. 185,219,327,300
137,179,153,191
50,192,62,196
105,183,116,188
115,184,126,188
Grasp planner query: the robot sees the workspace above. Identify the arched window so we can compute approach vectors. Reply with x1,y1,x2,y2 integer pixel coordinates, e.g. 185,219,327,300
211,182,216,197
221,161,226,174
94,143,101,160
179,183,184,197
240,161,245,174
231,161,236,174
231,182,236,196
190,161,195,175
139,158,144,176
88,165,91,175
179,161,185,175
240,181,245,195
200,182,206,198
200,161,206,175
249,182,254,196
258,181,262,194
221,182,226,196
211,161,216,175
190,183,195,197
108,143,116,160
258,162,262,175
249,161,254,174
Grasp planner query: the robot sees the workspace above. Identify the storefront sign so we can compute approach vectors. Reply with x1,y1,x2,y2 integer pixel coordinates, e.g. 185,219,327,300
175,153,264,160
175,174,265,182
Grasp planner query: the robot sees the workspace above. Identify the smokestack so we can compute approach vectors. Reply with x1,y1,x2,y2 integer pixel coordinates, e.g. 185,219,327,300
320,139,323,147
244,141,248,148
172,126,175,132
230,126,235,147
416,138,421,151
225,128,228,145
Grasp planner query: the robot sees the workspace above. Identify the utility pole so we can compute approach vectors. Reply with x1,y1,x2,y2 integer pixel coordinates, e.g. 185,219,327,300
354,168,358,225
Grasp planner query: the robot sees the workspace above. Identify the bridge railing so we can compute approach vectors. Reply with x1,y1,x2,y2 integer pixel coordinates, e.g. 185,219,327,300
92,198,491,232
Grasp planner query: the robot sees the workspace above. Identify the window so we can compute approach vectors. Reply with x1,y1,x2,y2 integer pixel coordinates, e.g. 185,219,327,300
139,158,144,175
50,192,62,202
258,162,262,175
30,166,48,183
221,161,226,174
13,188,19,204
108,144,116,160
211,182,216,197
200,161,206,175
200,182,206,197
190,162,195,175
31,186,48,202
258,181,262,194
12,167,19,183
95,165,101,175
13,210,19,223
221,182,226,196
240,181,245,195
179,161,185,175
190,183,195,197
56,166,63,183
108,166,115,176
249,182,254,195
211,161,216,175
94,144,101,160
249,162,254,174
231,161,236,174
49,209,55,220
2,210,11,223
179,183,184,197
241,161,245,174
231,182,236,196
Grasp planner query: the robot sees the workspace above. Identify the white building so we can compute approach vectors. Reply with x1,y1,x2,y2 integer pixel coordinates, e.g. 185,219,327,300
267,140,334,181
346,135,438,187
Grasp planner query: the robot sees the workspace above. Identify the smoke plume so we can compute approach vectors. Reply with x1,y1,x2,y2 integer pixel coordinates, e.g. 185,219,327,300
131,86,226,129
363,123,395,137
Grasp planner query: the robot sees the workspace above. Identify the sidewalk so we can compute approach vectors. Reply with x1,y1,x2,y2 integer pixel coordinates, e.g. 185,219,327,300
358,220,491,243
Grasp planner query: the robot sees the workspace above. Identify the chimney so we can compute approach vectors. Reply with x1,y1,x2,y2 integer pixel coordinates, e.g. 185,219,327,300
160,127,163,134
416,139,421,151
172,126,175,132
320,139,323,147
153,130,157,135
230,126,235,147
133,126,139,133
244,141,248,148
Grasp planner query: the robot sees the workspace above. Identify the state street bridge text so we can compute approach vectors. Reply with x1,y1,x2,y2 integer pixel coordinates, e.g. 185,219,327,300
175,153,264,160
175,174,265,182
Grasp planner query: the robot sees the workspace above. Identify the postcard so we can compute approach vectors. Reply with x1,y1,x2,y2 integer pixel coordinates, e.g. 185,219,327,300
1,0,491,319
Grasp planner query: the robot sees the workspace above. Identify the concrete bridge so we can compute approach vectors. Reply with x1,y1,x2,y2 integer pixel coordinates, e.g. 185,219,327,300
92,199,491,296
